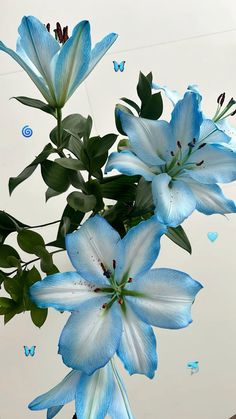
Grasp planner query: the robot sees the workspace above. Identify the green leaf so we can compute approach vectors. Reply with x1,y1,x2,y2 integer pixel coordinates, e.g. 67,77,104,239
117,138,129,151
12,96,56,117
146,72,153,85
132,178,154,215
30,306,48,328
41,160,71,192
65,131,83,159
17,230,45,254
50,114,87,147
115,104,134,136
45,187,62,202
137,72,152,106
67,191,96,212
86,134,117,158
4,275,23,302
0,245,20,268
54,157,85,171
69,171,86,192
0,270,6,287
9,143,55,194
100,175,137,202
0,211,29,244
120,97,141,115
140,92,163,120
0,297,18,315
83,115,93,144
35,246,59,275
166,225,192,254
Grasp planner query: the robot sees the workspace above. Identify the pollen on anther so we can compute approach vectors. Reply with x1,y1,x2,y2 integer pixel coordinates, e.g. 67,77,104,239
94,288,101,293
170,151,175,156
113,259,116,269
102,303,107,309
196,160,204,166
118,298,123,305
177,140,182,149
128,277,133,283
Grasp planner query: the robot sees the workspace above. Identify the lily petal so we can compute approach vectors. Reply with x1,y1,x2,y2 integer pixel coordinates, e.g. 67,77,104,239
75,364,113,418
126,268,202,329
53,20,91,106
47,406,63,419
199,119,230,144
109,361,135,419
119,111,175,165
187,143,236,183
115,217,166,282
152,173,196,227
29,369,80,410
29,272,109,311
117,304,157,378
73,32,118,96
170,92,203,148
181,176,236,215
0,41,52,104
58,298,122,374
152,82,180,105
105,150,157,181
65,215,121,285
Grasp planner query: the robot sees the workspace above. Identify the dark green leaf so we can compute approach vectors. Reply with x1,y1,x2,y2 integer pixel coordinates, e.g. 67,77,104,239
12,96,56,117
17,230,45,254
50,114,87,146
0,297,18,315
4,304,22,323
140,92,163,120
30,306,48,328
137,72,152,106
35,246,59,275
4,275,23,302
0,270,6,286
100,175,137,202
103,201,133,237
65,132,83,158
0,211,29,244
86,134,117,158
41,160,71,192
83,115,93,144
120,97,141,114
0,245,20,268
67,191,96,212
117,138,129,151
166,225,192,254
54,157,85,171
132,178,154,215
53,205,85,248
146,72,153,85
69,171,86,192
115,104,134,135
45,188,62,202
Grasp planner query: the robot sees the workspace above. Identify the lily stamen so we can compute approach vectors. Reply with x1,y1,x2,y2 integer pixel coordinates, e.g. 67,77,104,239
197,142,206,149
196,160,204,166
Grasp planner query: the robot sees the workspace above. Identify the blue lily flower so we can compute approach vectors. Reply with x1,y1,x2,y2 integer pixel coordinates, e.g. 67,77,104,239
29,360,134,419
105,91,236,227
0,16,117,108
30,215,202,378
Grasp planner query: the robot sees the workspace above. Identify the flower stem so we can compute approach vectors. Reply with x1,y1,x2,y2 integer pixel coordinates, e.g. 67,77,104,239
25,220,61,230
7,249,64,276
56,107,62,147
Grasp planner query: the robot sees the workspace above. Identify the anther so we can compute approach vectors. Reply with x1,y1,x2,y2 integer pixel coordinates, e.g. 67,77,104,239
197,143,206,149
217,92,225,106
100,262,111,279
113,259,116,270
196,160,204,166
118,298,123,305
128,277,133,283
170,151,175,156
62,26,69,43
46,23,50,32
102,303,107,309
56,22,63,43
177,162,181,166
94,288,101,293
231,109,236,116
177,141,182,149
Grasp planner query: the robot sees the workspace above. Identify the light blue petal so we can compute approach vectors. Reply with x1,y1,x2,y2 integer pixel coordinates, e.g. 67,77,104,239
71,32,118,96
152,173,196,227
58,298,122,374
47,406,63,419
187,143,236,183
181,176,236,215
117,304,157,378
115,216,166,282
109,361,135,419
65,214,121,285
216,119,236,149
105,151,157,181
75,364,113,419
170,92,203,148
199,119,230,144
152,82,180,105
29,370,80,410
126,268,203,329
17,16,59,96
29,272,107,311
0,41,52,105
53,20,91,106
119,111,175,165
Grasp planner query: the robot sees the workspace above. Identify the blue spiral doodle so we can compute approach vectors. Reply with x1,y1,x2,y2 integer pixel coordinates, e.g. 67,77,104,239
22,125,33,138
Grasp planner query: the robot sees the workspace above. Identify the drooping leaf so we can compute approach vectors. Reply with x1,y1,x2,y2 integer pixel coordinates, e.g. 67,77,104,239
100,175,137,202
0,211,29,244
120,97,141,115
0,245,21,268
67,191,96,212
45,187,62,202
41,160,71,192
17,230,45,254
30,306,48,328
50,113,87,147
54,157,85,171
0,297,18,315
166,225,192,254
140,92,163,120
115,104,134,135
12,96,56,117
137,71,152,107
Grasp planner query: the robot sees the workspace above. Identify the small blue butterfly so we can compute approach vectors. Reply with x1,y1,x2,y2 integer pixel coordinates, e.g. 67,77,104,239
24,345,36,357
187,361,199,374
113,61,126,72
207,232,218,242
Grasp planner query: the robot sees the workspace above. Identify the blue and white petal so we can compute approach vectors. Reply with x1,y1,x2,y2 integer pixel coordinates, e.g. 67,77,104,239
119,111,175,165
181,176,236,215
117,304,157,378
53,20,91,106
109,361,135,419
47,406,63,419
216,119,236,149
152,173,196,227
152,82,180,105
59,298,122,374
170,92,203,149
29,369,80,411
75,364,113,419
126,268,202,329
29,272,110,311
199,119,230,144
66,215,121,285
115,217,166,282
187,143,236,183
105,150,158,181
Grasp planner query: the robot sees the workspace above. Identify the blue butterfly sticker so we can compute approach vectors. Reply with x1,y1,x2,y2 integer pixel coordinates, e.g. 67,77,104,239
24,345,36,357
187,361,199,374
113,61,126,72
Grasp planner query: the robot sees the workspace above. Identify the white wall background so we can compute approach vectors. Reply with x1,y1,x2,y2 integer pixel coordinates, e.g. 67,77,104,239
1,1,236,418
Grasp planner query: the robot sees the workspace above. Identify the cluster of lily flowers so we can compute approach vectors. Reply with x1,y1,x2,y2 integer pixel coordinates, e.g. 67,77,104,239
2,15,236,419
